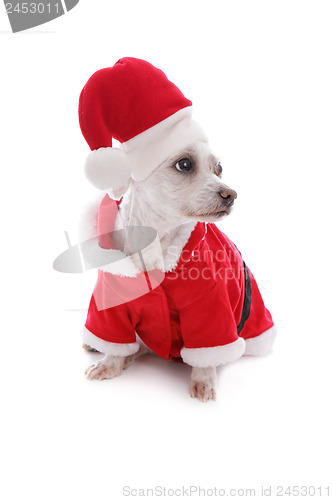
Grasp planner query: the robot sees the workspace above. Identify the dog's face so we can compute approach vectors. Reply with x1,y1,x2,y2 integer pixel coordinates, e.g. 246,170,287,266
136,142,237,224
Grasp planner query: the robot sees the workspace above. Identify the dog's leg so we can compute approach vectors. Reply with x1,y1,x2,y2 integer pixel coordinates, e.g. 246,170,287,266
190,366,217,402
85,354,125,380
122,342,152,369
85,343,152,380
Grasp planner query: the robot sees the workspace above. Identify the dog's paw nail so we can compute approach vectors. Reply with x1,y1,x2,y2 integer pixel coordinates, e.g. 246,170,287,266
191,380,216,402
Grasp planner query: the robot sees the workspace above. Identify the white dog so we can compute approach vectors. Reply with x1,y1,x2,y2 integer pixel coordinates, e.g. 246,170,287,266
81,142,274,402
78,58,276,402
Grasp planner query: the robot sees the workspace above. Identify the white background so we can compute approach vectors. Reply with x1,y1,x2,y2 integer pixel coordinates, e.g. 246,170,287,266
1,1,332,499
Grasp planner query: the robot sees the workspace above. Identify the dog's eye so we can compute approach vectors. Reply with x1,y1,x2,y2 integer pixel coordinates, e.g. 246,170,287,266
175,158,193,173
216,162,223,176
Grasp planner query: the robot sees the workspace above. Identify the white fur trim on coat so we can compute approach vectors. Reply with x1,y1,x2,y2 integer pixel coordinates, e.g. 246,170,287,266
180,337,246,368
82,327,140,356
244,325,277,356
99,232,165,277
98,251,141,277
163,221,197,272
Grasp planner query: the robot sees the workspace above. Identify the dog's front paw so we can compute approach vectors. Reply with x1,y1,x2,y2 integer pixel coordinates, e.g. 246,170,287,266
191,381,216,402
190,367,217,402
85,354,125,380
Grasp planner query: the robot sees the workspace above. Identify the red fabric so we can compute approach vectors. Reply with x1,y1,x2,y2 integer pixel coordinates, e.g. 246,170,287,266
79,57,192,151
85,197,274,361
97,194,119,249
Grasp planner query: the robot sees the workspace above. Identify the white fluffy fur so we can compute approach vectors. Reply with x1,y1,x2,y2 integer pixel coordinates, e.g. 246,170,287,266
121,107,208,182
181,337,246,367
77,191,104,243
98,250,141,277
112,142,226,275
82,327,140,356
244,325,277,356
85,147,131,198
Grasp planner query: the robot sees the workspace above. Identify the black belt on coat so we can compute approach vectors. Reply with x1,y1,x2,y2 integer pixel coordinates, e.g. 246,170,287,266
237,261,252,334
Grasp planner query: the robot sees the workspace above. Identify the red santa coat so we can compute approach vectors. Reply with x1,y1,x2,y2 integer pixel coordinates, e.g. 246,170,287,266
83,196,274,367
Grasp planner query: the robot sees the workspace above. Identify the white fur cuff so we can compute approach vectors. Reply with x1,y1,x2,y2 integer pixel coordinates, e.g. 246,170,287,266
244,325,277,356
180,337,246,368
82,327,140,356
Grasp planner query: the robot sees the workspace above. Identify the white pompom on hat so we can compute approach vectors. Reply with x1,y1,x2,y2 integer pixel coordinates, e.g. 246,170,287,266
79,57,208,199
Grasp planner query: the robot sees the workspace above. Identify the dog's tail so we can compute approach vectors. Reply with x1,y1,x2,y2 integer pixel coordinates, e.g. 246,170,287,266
77,191,105,243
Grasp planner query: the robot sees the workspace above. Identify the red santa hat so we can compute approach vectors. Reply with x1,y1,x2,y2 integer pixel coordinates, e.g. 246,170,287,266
79,57,208,199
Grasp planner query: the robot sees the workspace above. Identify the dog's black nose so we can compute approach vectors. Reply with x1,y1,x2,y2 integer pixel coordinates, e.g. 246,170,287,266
219,187,237,207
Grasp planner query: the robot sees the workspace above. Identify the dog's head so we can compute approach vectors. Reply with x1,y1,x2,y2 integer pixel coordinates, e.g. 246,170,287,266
133,142,237,224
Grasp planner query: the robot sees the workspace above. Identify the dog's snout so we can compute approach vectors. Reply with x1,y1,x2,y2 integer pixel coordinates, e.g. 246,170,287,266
219,187,237,206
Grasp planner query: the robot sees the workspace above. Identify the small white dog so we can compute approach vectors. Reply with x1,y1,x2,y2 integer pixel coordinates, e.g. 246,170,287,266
82,142,275,401
78,58,276,402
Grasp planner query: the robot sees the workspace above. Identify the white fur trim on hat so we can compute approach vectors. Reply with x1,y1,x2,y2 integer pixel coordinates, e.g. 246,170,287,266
122,107,208,182
181,337,246,368
244,325,277,356
82,327,140,356
84,147,131,200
